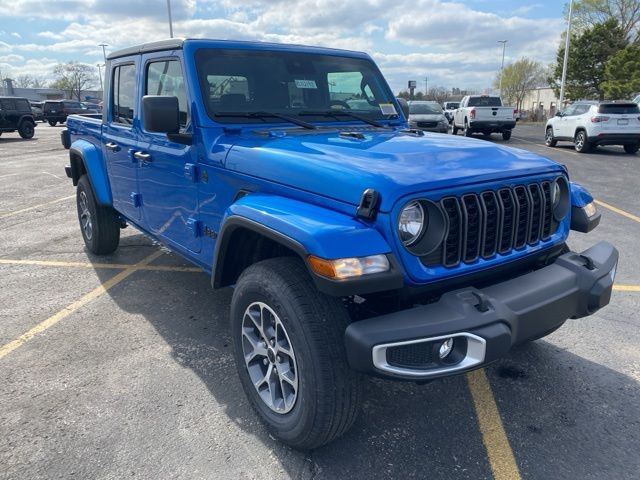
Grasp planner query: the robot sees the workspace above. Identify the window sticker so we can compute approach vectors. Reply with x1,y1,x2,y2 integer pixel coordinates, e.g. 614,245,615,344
294,79,318,89
379,103,397,115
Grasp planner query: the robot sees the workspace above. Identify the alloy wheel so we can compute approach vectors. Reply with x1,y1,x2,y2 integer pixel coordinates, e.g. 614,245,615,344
241,302,298,414
78,191,93,240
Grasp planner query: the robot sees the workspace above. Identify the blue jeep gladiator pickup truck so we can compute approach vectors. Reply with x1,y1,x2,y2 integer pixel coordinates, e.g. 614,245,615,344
62,38,618,449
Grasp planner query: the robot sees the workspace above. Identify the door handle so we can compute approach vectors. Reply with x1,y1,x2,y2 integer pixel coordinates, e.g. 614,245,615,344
105,142,120,152
134,151,152,163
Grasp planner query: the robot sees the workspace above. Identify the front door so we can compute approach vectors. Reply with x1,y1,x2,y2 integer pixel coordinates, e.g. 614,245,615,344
104,61,141,222
137,56,201,253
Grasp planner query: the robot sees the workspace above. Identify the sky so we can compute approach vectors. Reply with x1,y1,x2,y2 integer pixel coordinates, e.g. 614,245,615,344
0,0,567,93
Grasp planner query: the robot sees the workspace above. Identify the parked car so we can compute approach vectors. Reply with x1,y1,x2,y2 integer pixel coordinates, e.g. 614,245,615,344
452,95,516,140
30,101,44,122
43,100,85,126
545,101,640,154
407,101,448,133
80,102,100,114
62,38,617,450
442,101,459,123
0,96,36,139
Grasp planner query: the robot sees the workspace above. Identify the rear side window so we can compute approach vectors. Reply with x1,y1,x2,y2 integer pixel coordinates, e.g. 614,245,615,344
1,99,16,110
467,97,502,107
598,103,639,114
146,59,189,129
574,104,592,115
112,63,137,125
15,99,30,111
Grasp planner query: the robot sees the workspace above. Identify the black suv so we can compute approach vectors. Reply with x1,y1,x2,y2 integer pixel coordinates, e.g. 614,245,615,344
0,97,36,139
43,100,84,126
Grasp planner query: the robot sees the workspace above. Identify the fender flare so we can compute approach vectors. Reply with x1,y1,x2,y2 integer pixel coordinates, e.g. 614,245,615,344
212,194,403,296
17,114,35,126
69,140,113,206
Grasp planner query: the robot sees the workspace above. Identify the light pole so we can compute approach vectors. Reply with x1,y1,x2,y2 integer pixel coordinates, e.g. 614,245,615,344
498,40,507,95
167,0,174,38
559,0,574,108
99,43,108,63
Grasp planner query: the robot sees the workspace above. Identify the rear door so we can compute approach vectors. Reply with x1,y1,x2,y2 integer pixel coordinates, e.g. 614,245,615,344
0,99,14,129
103,59,141,222
137,54,201,253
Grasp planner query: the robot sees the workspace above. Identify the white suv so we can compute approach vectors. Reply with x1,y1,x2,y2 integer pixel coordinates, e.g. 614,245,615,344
545,101,640,154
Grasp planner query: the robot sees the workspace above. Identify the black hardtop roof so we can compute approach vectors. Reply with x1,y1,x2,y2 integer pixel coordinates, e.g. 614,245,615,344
0,96,29,101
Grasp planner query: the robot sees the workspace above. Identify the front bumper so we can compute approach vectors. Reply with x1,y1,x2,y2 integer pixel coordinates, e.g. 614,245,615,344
345,241,618,380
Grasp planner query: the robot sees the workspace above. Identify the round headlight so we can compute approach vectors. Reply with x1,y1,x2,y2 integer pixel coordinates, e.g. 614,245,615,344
398,201,425,246
551,180,561,207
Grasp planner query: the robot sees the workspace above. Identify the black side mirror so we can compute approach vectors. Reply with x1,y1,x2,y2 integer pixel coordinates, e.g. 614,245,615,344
555,111,563,117
142,95,180,133
396,97,410,118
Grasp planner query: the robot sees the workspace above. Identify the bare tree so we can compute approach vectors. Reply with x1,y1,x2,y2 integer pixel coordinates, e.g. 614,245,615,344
51,61,97,100
427,86,448,104
32,78,47,88
15,74,34,88
568,0,640,42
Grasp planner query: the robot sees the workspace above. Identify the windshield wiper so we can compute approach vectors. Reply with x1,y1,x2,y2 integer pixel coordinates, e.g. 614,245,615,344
213,111,316,130
299,110,392,128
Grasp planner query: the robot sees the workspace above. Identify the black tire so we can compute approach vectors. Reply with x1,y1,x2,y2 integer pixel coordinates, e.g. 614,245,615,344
451,124,459,135
76,175,120,255
463,120,472,137
48,120,56,127
18,121,35,139
574,130,590,153
482,132,491,138
545,127,557,147
502,130,512,141
231,257,362,450
624,143,639,154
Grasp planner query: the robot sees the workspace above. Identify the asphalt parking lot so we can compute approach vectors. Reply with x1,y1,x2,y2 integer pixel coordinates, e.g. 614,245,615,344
1,122,639,480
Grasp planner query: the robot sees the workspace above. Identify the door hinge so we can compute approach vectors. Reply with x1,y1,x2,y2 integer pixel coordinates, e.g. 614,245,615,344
130,192,142,207
184,163,198,182
186,218,202,237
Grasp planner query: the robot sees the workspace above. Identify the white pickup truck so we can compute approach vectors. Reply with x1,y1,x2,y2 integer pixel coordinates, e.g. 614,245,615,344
452,95,516,140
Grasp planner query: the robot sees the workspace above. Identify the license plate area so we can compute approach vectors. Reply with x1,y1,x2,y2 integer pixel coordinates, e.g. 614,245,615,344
618,119,629,125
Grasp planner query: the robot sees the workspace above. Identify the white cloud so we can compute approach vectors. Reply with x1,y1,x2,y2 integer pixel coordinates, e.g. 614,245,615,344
0,54,25,63
11,32,22,39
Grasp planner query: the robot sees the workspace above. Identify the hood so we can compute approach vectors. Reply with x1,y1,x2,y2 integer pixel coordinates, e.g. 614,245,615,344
409,114,446,122
223,128,563,212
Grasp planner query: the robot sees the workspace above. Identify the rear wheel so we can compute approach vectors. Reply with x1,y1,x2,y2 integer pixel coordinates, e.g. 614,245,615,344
624,143,639,154
452,124,459,135
231,257,362,450
76,175,120,255
574,130,591,153
18,121,35,139
545,127,557,147
463,121,473,137
502,130,512,141
48,120,56,127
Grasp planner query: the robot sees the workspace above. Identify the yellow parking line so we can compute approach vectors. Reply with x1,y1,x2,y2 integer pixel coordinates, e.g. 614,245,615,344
0,250,163,361
613,284,640,292
0,258,202,273
0,195,75,220
467,369,521,480
594,200,640,224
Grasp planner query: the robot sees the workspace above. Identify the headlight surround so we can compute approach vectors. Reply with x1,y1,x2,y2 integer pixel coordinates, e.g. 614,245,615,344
398,201,425,246
552,177,570,220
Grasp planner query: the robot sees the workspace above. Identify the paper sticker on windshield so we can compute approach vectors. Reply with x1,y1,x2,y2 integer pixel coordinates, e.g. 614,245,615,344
295,79,317,89
379,103,397,115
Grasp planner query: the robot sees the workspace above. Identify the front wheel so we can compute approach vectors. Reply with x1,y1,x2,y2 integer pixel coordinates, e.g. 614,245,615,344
76,175,120,255
18,121,35,139
48,120,56,127
231,257,362,450
502,130,512,141
574,130,591,153
545,127,557,147
624,143,639,154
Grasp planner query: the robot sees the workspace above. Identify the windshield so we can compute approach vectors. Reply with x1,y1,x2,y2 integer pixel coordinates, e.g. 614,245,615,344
445,102,459,109
195,49,397,124
409,103,442,114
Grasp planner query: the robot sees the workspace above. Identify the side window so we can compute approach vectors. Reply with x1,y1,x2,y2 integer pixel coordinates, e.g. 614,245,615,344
112,63,136,125
146,59,189,129
562,105,576,116
575,105,591,115
327,71,378,111
1,99,16,111
16,99,30,111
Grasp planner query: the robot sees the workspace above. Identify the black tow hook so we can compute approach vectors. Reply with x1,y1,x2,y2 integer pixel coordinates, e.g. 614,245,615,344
579,254,596,270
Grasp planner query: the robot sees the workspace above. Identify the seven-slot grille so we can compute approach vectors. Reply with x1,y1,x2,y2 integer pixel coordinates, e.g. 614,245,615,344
428,181,557,268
